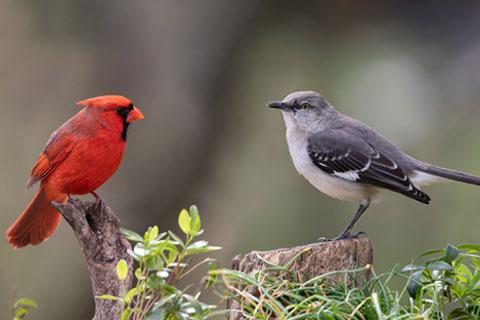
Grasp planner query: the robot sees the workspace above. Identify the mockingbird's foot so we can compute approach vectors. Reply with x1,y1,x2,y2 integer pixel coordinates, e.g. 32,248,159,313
318,231,367,242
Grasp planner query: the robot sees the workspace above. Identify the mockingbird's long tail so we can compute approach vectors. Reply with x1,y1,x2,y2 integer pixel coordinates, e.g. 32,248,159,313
422,165,480,185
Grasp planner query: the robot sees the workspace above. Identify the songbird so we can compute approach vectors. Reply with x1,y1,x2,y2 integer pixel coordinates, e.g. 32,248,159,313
6,95,144,248
268,91,480,240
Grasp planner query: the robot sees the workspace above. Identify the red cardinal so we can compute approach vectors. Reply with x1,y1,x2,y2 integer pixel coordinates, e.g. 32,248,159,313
6,95,144,249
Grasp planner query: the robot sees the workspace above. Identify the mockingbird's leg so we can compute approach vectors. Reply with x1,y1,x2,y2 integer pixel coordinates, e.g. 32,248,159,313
334,198,370,240
319,198,370,241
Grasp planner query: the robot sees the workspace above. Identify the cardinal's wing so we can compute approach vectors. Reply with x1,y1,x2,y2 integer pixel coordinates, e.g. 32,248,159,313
26,125,76,188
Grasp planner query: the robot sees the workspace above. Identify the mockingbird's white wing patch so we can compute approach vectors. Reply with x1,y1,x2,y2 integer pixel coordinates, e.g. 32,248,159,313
314,159,361,181
307,130,431,204
334,170,360,181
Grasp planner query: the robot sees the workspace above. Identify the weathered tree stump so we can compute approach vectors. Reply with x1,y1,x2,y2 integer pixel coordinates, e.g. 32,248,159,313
228,238,373,320
52,198,133,320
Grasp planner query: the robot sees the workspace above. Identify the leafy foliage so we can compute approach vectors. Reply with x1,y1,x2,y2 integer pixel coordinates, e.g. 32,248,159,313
99,205,221,320
403,243,480,319
12,298,37,320
210,244,480,319
13,204,479,320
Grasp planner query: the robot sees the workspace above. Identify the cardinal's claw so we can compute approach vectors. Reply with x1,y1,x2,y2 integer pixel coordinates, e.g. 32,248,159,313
91,192,106,211
67,197,82,208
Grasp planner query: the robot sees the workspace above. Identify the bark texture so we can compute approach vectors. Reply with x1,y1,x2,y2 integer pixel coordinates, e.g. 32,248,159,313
228,238,373,320
52,198,133,320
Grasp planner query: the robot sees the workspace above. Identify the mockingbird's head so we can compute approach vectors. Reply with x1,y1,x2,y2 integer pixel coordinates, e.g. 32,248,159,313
267,91,335,133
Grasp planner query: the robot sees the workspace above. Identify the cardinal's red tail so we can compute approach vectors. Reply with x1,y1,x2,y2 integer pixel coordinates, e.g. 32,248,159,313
5,189,62,249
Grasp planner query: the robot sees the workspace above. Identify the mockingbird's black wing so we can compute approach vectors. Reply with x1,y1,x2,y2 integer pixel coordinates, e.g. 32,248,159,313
307,130,430,204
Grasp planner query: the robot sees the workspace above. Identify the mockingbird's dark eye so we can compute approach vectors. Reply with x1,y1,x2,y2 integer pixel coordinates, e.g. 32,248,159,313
299,103,312,110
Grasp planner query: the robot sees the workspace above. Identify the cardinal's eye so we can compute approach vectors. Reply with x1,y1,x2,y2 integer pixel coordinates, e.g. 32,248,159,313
116,107,130,118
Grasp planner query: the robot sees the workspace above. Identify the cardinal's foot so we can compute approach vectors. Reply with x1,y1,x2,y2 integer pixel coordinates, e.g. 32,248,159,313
318,231,367,242
67,197,83,208
91,192,106,210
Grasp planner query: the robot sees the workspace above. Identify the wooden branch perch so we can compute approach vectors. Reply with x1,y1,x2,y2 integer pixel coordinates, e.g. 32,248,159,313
228,238,373,320
52,198,133,320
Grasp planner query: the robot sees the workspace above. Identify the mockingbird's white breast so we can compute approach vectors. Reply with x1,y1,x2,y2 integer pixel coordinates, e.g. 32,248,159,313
285,124,378,202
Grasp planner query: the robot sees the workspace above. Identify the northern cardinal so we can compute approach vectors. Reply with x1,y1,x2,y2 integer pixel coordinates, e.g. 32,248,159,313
6,95,144,249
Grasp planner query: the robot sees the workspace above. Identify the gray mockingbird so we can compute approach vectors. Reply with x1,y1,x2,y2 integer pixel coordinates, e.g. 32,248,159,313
268,90,480,240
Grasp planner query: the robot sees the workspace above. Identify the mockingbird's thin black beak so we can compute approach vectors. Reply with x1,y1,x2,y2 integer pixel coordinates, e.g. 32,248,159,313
267,101,287,110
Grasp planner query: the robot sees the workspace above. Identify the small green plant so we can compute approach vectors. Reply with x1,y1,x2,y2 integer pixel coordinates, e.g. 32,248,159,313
210,244,480,319
99,205,221,320
12,298,37,320
403,243,480,319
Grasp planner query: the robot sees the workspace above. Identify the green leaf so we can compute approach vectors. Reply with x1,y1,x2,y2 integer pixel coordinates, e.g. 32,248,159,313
145,308,167,320
121,228,143,242
166,250,178,265
121,308,133,320
144,226,159,244
427,260,453,271
96,295,121,301
448,307,471,319
466,273,480,293
168,231,184,247
187,240,208,248
457,244,480,252
127,249,140,261
145,255,163,270
407,271,423,298
15,307,29,318
124,286,145,304
149,232,167,245
133,245,149,257
206,262,218,287
14,298,37,309
445,244,459,263
152,239,178,253
135,268,143,280
189,205,201,234
149,226,159,241
401,264,425,273
185,241,222,256
455,263,473,283
116,259,129,281
472,257,480,269
178,209,191,235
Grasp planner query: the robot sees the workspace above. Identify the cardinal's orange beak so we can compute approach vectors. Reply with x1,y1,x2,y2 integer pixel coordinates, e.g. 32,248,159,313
127,107,144,123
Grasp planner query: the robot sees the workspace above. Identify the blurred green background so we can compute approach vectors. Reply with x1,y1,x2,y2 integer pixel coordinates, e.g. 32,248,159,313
1,1,480,318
